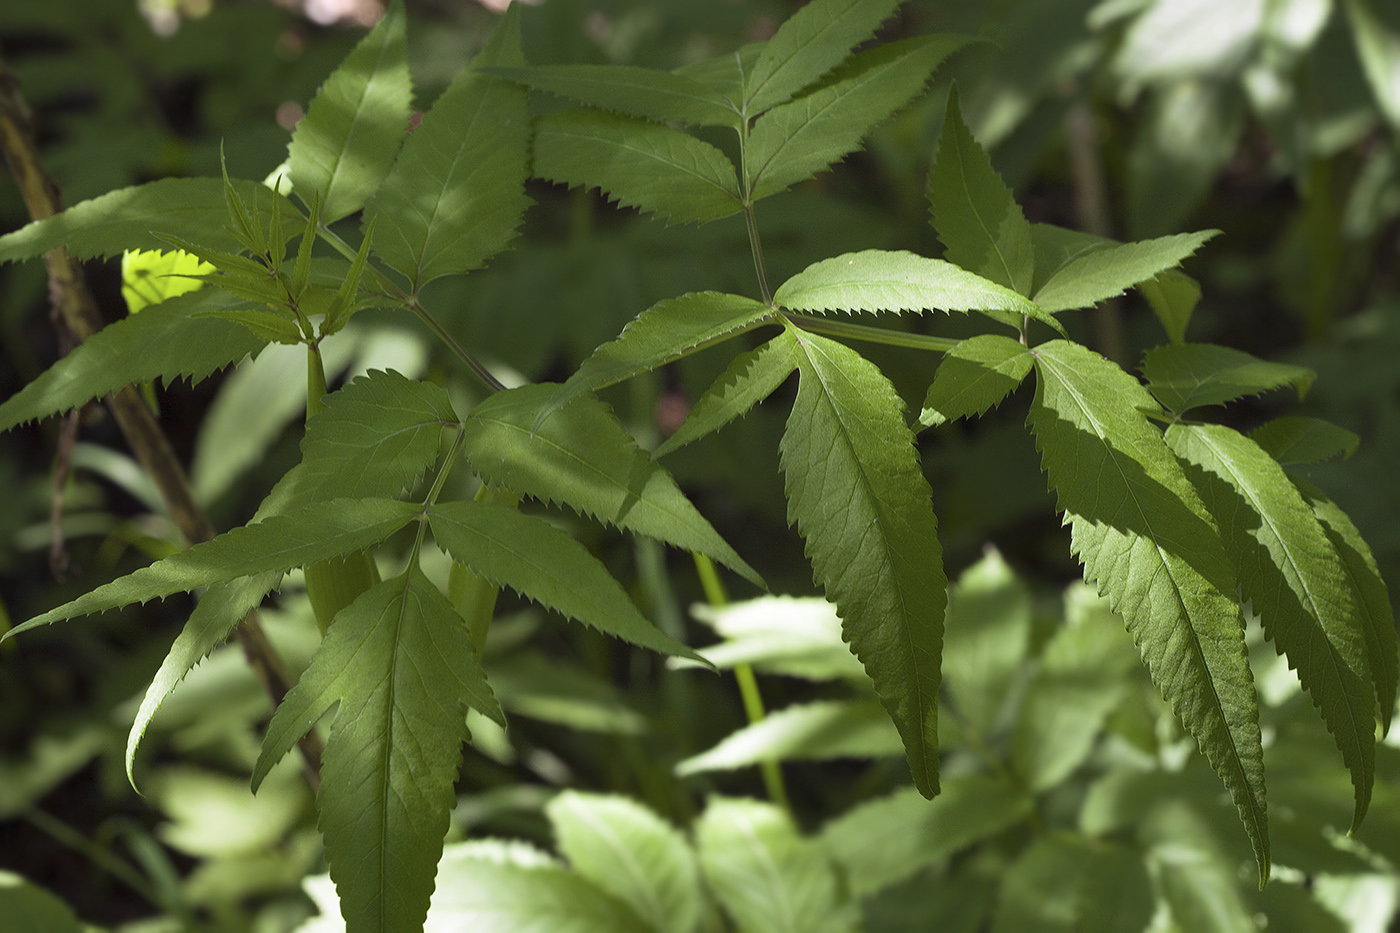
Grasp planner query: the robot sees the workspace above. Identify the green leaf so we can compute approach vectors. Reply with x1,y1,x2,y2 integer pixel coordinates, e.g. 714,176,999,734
544,291,775,424
364,6,529,289
1142,343,1316,414
287,1,412,222
5,499,420,638
1028,340,1268,881
462,384,762,588
0,177,301,265
675,699,902,775
1294,478,1398,736
196,307,305,345
0,288,265,432
1029,223,1110,293
126,572,282,788
546,792,702,933
686,594,867,682
0,872,84,933
533,109,742,226
1139,269,1202,345
484,63,738,127
654,331,799,458
821,777,1032,897
1250,416,1360,466
927,87,1034,296
1143,803,1256,933
746,35,973,200
696,798,858,933
1167,423,1374,829
252,569,499,933
1031,230,1218,314
743,0,903,113
941,547,1032,740
120,248,213,314
273,369,457,515
991,835,1155,933
920,333,1032,427
780,327,945,797
1345,0,1400,130
427,499,706,662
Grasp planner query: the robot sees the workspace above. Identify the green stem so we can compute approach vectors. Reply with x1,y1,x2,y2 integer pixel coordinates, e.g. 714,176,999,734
693,553,791,814
22,809,164,912
787,313,961,353
744,203,773,306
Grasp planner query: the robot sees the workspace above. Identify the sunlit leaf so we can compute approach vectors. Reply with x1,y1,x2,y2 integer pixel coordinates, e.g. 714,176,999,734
676,700,902,775
920,333,1032,427
1031,231,1218,314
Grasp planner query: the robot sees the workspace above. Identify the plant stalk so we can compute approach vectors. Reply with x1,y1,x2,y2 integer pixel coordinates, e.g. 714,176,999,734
788,313,961,352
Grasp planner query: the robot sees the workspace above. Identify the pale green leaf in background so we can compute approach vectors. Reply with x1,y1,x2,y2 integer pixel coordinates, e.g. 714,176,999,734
428,499,708,662
653,331,799,458
1139,269,1202,345
1142,802,1257,933
1142,343,1315,414
675,699,902,775
1028,340,1268,880
1031,230,1218,314
1250,416,1360,465
746,35,974,200
685,593,867,682
696,797,858,933
364,6,529,290
927,87,1034,296
462,384,761,588
1345,0,1400,130
991,835,1154,933
0,288,265,432
780,327,945,797
483,63,738,127
0,872,85,933
941,547,1031,740
743,0,903,113
920,333,1032,427
253,570,500,933
120,248,212,314
546,792,701,933
1167,422,1374,829
533,110,742,225
287,1,412,221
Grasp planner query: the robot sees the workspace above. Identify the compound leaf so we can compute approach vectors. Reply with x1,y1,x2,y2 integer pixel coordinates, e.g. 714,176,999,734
533,110,742,225
5,499,421,637
780,327,945,797
747,35,973,200
462,384,761,588
364,6,529,289
920,333,1031,427
287,1,412,222
1027,339,1268,881
428,500,707,663
1167,422,1374,829
744,0,903,113
484,63,737,127
0,288,265,432
927,87,1034,296
1142,343,1315,415
1031,231,1218,314
253,569,500,933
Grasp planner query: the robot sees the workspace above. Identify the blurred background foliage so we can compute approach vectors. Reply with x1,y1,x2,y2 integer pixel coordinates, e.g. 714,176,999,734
2,0,1399,929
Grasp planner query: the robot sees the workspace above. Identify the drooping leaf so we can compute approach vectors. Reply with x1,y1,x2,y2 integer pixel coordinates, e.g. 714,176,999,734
546,792,701,933
286,1,412,222
780,327,945,797
483,63,738,127
746,35,974,200
941,547,1032,740
4,499,421,638
543,291,775,424
773,249,1063,334
743,0,903,113
1028,339,1268,880
1031,230,1218,314
0,177,301,265
920,333,1032,427
364,6,529,289
0,288,265,432
695,797,858,933
685,594,867,682
1346,0,1400,130
1142,343,1316,414
1166,422,1374,829
120,248,212,314
820,778,1032,897
676,700,902,776
927,87,1034,296
533,110,742,225
252,569,500,933
462,384,762,588
126,571,282,787
1250,416,1360,466
266,369,457,514
427,499,707,663
653,331,799,458
1294,478,1398,735
1139,269,1202,345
